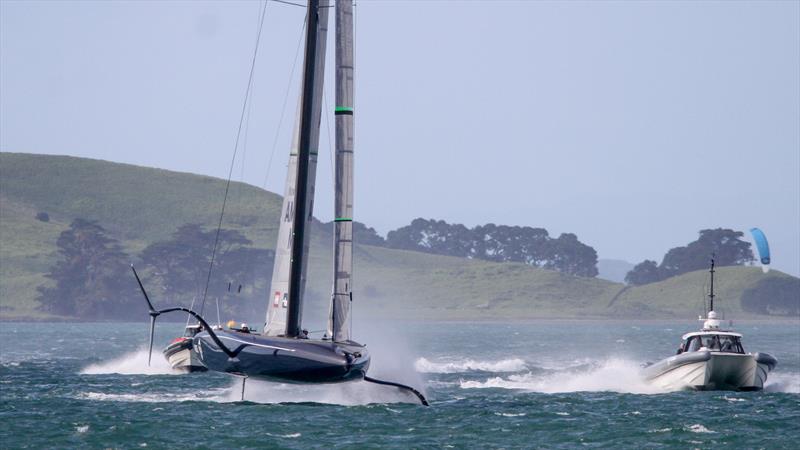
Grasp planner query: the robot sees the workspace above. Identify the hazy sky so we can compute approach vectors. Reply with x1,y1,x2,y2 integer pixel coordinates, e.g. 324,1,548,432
2,0,798,276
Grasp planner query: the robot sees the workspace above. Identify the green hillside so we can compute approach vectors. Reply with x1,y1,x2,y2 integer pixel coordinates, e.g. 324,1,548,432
1,152,796,321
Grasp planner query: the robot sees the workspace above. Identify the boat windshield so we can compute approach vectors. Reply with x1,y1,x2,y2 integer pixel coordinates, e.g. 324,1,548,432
684,335,744,354
183,326,202,338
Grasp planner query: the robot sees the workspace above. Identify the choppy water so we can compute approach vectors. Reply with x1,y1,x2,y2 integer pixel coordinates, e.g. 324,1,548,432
1,320,798,448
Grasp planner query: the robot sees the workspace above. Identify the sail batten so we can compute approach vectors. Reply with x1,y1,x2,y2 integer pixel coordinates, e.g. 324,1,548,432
329,0,355,342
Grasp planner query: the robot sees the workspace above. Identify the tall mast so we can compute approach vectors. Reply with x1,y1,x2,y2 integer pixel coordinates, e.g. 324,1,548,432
708,256,715,312
285,0,329,337
329,0,355,341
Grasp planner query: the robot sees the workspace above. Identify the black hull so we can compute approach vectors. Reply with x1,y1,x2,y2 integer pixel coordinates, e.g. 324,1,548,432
194,330,370,384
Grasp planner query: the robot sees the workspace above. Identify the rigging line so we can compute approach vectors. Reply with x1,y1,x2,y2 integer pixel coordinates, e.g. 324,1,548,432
239,76,256,185
200,0,269,314
271,0,306,7
262,16,308,190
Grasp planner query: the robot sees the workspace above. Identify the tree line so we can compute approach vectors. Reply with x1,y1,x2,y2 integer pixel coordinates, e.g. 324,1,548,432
323,218,599,277
37,219,273,320
37,219,796,319
39,216,600,319
624,228,754,285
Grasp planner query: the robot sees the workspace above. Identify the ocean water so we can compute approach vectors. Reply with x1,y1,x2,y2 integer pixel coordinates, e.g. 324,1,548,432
1,320,798,448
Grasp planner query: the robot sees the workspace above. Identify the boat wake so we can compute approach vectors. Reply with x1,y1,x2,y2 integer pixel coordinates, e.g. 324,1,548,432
764,372,800,393
80,348,180,375
457,357,667,394
78,388,229,403
414,357,527,374
225,378,424,405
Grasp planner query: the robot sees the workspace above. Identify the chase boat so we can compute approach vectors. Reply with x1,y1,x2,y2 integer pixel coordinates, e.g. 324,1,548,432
162,324,206,372
643,258,777,391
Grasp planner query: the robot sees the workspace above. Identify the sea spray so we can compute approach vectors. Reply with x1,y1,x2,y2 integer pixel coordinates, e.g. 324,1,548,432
764,372,800,393
80,347,179,376
459,357,667,394
414,357,527,374
352,318,428,395
228,378,420,405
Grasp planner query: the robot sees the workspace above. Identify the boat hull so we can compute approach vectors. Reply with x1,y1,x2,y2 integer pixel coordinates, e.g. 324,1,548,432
194,330,370,384
163,338,207,372
644,351,776,391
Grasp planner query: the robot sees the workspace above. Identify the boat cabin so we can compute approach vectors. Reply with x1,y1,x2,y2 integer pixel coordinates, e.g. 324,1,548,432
182,324,203,338
678,331,745,354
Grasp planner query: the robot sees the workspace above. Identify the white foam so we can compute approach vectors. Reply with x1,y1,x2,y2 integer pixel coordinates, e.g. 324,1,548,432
79,389,228,403
494,412,526,417
80,348,180,375
764,372,800,393
685,424,715,434
230,378,423,406
265,432,301,439
414,357,526,374
459,358,666,394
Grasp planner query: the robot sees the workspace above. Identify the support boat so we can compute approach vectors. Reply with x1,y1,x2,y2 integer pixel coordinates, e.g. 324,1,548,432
643,258,777,391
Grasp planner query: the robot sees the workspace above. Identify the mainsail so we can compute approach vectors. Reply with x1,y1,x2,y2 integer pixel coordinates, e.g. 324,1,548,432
264,1,329,337
328,0,355,342
264,106,300,335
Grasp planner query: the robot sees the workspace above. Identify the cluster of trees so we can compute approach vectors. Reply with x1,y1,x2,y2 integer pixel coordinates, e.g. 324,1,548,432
327,218,598,277
38,219,141,318
38,220,272,319
624,229,754,285
140,224,272,302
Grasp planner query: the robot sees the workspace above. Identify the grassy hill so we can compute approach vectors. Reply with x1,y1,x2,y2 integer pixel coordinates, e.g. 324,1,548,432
1,152,796,321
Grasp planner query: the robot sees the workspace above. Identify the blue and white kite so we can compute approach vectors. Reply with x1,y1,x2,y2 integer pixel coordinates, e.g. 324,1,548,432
749,228,771,273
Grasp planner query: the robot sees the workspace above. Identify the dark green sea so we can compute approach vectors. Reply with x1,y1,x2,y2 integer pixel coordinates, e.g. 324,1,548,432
1,320,798,449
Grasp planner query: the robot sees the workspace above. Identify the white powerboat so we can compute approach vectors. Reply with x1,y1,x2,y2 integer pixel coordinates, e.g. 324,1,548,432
162,324,206,372
643,259,777,391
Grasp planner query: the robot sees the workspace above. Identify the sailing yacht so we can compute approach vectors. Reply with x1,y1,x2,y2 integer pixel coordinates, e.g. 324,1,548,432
133,0,427,405
642,258,777,391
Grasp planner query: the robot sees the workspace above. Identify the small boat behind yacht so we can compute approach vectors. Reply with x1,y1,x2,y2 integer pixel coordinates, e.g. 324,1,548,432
163,324,206,372
643,258,777,391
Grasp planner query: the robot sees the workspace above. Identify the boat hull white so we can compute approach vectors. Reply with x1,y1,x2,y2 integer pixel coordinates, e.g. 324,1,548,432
163,338,207,372
644,351,776,391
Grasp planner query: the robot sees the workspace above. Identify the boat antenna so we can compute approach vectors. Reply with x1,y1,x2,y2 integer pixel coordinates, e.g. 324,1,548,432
184,296,197,328
708,254,715,312
216,297,222,329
